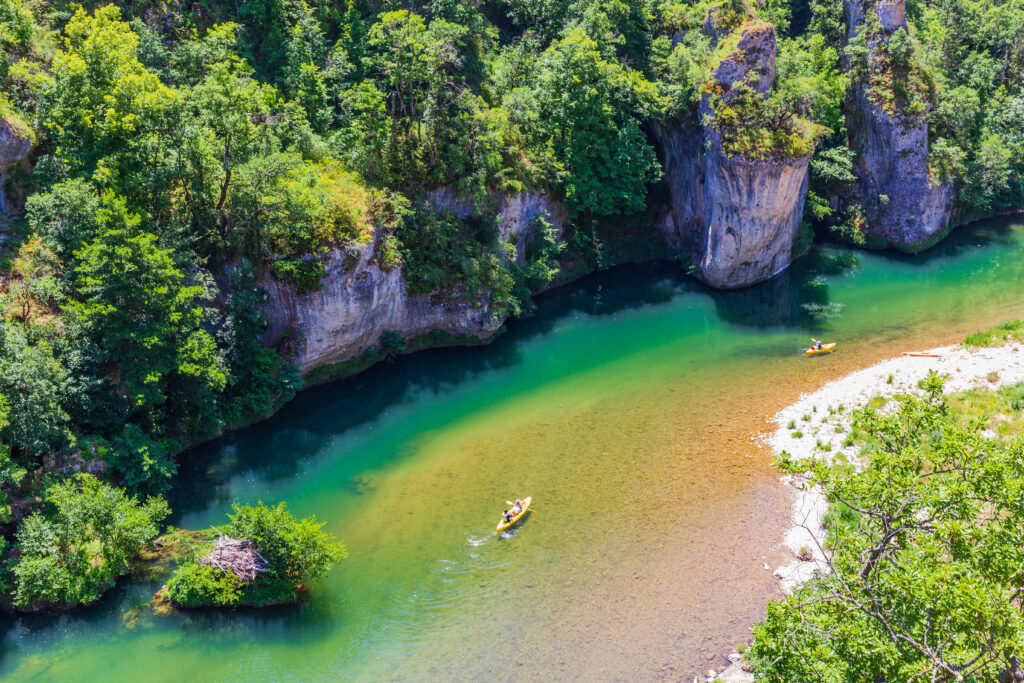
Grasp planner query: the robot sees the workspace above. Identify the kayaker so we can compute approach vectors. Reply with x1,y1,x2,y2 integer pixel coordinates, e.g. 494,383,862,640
813,341,823,350
503,509,514,523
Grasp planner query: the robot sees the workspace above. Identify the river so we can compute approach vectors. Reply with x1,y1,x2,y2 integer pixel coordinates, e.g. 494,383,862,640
2,218,1024,681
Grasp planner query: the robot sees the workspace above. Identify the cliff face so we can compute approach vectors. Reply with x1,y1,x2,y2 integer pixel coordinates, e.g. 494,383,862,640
699,136,811,288
261,237,502,375
0,118,33,216
261,191,564,376
698,25,811,289
656,24,812,289
650,120,704,253
843,0,953,250
424,189,568,263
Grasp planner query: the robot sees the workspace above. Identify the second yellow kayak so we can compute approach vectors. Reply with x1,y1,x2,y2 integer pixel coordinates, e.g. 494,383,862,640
805,343,836,356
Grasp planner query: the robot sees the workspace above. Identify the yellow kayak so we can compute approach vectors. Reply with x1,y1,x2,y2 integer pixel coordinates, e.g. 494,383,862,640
805,343,836,356
496,496,532,533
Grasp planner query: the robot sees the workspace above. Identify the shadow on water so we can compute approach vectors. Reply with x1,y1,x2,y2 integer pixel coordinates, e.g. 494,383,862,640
815,214,1020,265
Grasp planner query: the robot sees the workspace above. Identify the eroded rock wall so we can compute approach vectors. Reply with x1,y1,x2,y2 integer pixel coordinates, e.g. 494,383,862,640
261,191,565,375
698,25,811,288
655,23,812,289
699,137,811,288
0,118,33,216
261,237,502,375
650,120,704,253
843,0,953,250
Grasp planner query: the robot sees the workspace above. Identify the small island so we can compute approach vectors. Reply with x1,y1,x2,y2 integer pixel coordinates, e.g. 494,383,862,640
159,501,346,609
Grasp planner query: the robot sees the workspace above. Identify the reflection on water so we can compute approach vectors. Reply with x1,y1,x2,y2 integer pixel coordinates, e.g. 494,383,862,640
3,217,1024,682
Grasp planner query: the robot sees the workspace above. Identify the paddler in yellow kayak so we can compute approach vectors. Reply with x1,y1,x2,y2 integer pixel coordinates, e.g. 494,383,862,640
502,499,523,523
497,497,532,532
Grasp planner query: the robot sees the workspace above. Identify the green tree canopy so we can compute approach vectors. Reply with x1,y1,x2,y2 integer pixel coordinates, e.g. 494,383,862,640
64,196,226,417
752,373,1024,681
12,473,169,607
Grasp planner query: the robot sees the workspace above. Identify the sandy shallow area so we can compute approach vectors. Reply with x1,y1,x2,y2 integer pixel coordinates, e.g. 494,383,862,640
711,341,1024,682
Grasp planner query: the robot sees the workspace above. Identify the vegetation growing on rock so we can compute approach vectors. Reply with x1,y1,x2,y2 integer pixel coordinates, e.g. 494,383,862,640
0,0,1021,614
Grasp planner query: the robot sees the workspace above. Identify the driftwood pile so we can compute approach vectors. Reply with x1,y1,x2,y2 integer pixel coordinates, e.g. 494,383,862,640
200,534,269,582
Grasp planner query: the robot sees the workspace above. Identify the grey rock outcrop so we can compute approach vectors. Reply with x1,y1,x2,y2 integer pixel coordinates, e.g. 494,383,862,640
651,120,704,253
843,0,953,250
426,189,567,264
0,117,33,216
655,24,812,289
698,135,811,288
261,192,565,376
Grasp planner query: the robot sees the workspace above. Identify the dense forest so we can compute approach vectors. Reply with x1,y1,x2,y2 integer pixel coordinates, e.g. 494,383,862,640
0,0,1022,614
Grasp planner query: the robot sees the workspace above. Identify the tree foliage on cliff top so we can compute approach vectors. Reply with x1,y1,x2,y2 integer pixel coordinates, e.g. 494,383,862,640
0,0,1022,615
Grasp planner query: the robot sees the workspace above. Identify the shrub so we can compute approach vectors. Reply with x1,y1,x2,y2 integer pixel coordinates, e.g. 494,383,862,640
964,319,1024,348
753,373,1024,680
165,501,346,608
12,474,169,608
165,562,241,607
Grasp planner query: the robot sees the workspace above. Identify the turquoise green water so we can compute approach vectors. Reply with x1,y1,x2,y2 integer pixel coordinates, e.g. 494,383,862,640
3,218,1024,681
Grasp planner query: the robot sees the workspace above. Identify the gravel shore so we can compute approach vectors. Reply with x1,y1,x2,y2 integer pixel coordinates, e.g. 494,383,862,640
768,341,1024,590
710,341,1024,682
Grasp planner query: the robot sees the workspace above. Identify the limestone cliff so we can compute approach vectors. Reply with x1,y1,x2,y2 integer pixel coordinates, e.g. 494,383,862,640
261,191,565,377
842,0,953,250
650,120,704,254
0,117,33,216
655,24,812,289
698,133,811,288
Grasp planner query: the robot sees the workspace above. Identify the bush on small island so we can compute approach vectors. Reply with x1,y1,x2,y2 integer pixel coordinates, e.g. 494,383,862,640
165,501,346,608
10,473,169,609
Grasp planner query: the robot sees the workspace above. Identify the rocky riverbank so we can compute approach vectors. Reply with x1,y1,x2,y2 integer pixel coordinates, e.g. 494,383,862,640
707,339,1024,682
766,341,1024,592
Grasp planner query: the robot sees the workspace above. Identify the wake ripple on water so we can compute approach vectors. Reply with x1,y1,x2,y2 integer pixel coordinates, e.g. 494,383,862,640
363,528,516,648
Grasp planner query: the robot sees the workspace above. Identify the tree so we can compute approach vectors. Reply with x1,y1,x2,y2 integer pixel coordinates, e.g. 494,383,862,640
0,395,26,524
217,261,299,428
12,473,169,607
63,195,226,419
177,56,282,257
165,501,346,607
26,179,103,260
228,501,346,584
0,323,73,457
527,28,661,216
42,6,177,212
751,373,1024,681
362,10,471,186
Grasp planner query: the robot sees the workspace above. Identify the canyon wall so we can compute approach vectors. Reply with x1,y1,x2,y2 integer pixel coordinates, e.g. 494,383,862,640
0,118,32,217
842,0,953,250
655,23,812,289
261,192,565,376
